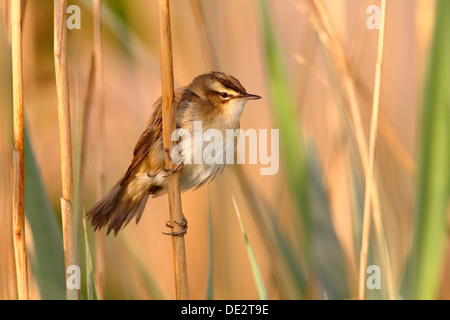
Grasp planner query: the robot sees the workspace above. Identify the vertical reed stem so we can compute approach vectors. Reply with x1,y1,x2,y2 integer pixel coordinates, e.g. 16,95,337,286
11,0,28,300
93,0,106,300
358,0,388,300
158,0,189,300
54,0,79,300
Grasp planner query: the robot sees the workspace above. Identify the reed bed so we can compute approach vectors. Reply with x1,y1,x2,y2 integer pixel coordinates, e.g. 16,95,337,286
0,0,448,300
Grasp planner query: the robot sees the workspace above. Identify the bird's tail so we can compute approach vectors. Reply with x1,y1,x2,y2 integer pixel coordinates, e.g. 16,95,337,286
86,176,150,236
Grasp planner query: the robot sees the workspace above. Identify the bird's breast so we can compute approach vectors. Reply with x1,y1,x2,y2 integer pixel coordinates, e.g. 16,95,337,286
175,123,239,191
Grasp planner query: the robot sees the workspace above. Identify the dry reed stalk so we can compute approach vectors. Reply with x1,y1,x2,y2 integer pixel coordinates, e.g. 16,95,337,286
305,0,395,299
93,0,106,300
11,0,28,300
54,0,79,300
359,0,389,300
158,0,189,300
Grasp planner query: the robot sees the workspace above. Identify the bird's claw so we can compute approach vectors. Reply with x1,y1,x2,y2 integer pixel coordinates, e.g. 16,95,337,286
163,215,188,236
163,162,183,178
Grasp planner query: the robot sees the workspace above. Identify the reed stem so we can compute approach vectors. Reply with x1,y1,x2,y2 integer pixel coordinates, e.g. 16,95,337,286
358,0,389,300
93,0,106,300
54,0,79,300
11,0,28,300
306,0,394,299
158,0,189,300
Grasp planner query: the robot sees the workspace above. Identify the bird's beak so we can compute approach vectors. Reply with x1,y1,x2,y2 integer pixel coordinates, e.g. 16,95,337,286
242,93,262,100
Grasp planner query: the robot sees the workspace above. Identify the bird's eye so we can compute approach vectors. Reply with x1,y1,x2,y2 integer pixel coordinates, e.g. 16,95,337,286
220,92,229,99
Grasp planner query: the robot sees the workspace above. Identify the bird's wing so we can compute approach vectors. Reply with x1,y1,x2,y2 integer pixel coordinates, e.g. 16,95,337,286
121,88,186,186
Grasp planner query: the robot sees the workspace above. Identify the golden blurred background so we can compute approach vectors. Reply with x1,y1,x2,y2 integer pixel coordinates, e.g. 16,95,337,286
1,0,448,300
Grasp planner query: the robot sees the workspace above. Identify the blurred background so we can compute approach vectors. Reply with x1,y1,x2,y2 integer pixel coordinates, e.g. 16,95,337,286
1,0,448,299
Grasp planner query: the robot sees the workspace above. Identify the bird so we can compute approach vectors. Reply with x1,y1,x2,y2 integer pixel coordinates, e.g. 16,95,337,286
86,71,261,236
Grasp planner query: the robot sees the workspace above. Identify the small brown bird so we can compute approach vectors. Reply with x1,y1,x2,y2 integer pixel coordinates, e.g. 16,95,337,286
86,71,261,235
